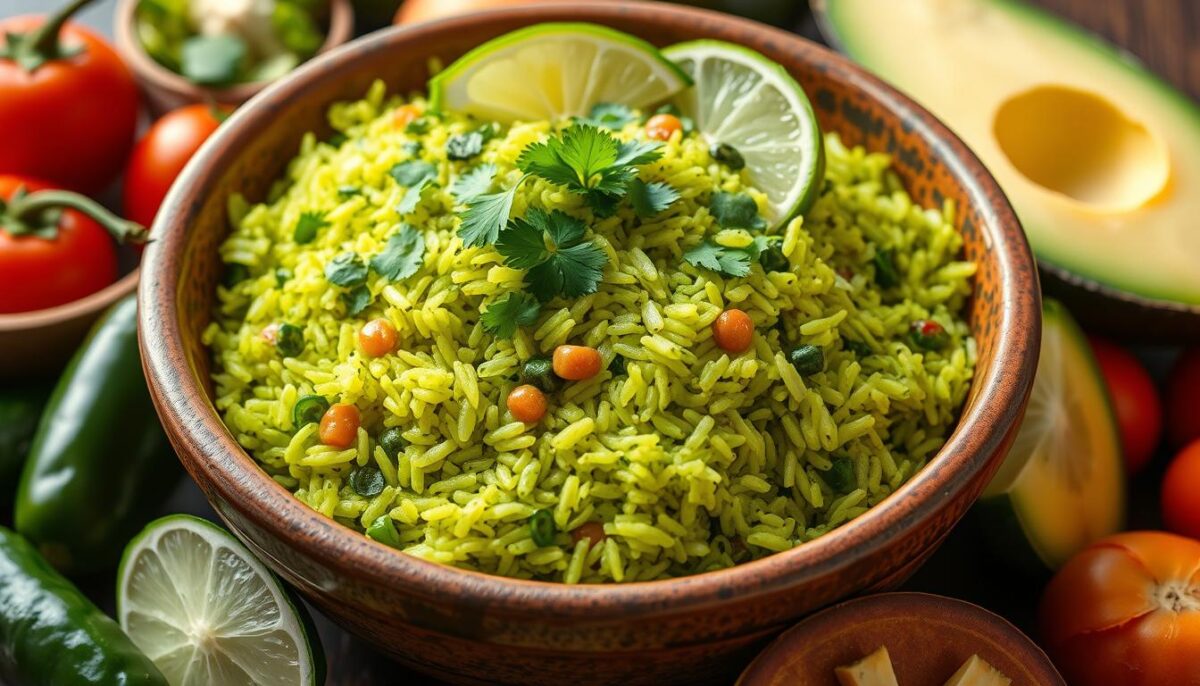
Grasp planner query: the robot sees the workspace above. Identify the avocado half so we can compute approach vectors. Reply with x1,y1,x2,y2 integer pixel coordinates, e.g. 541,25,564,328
815,0,1200,341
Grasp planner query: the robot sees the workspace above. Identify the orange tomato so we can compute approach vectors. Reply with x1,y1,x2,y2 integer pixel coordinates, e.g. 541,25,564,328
1039,531,1200,686
319,403,360,448
645,113,683,141
394,0,552,24
506,384,547,423
712,308,754,353
393,103,422,129
552,345,602,381
1163,440,1200,540
358,318,397,357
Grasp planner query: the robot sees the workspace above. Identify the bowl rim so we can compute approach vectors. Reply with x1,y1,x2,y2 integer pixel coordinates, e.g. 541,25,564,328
139,1,1040,621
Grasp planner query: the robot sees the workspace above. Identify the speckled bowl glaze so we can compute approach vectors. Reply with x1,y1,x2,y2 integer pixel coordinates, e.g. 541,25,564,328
138,4,1041,685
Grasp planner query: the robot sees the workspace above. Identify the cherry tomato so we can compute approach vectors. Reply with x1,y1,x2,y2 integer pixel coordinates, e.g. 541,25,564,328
1039,531,1200,686
1162,440,1200,540
1166,347,1200,449
506,384,547,423
358,318,397,358
552,345,603,381
395,0,549,24
713,309,754,353
0,7,139,193
319,403,360,449
1089,337,1162,473
393,104,422,129
0,175,117,314
645,113,683,141
123,104,227,228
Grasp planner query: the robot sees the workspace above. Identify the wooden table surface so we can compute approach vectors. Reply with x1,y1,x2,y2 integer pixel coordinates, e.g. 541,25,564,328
2,1,1196,684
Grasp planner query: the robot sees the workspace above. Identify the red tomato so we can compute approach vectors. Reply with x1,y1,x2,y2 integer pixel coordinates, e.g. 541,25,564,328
123,104,228,228
0,175,117,314
1039,531,1200,686
1163,440,1200,540
0,10,139,193
1088,337,1162,473
1166,347,1200,449
395,0,551,24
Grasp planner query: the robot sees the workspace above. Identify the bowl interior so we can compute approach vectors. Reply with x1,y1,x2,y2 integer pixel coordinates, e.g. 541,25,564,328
144,2,1037,611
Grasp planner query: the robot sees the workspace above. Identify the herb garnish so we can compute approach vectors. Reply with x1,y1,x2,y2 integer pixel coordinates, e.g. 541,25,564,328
390,160,438,216
495,208,608,302
577,102,637,130
627,178,680,218
683,240,755,278
341,285,372,315
325,253,368,287
710,191,767,230
481,292,541,339
450,163,497,204
370,225,425,281
445,123,499,161
294,211,328,244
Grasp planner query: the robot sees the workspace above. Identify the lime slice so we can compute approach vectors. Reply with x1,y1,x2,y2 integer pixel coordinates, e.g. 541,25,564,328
117,515,324,686
430,23,692,123
663,40,825,226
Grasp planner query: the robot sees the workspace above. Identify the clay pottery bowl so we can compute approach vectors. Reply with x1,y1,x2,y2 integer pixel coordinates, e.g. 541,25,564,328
138,3,1041,684
113,0,354,116
738,593,1065,685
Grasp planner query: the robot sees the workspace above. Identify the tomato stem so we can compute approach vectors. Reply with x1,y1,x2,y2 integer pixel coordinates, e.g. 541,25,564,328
3,189,147,244
0,0,95,72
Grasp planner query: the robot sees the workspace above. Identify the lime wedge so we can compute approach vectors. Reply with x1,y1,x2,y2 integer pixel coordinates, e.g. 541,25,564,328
663,40,825,226
430,23,692,123
116,515,324,686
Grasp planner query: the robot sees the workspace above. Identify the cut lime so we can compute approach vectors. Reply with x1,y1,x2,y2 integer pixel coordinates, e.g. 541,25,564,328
116,515,324,686
977,299,1125,571
430,23,692,123
663,40,825,227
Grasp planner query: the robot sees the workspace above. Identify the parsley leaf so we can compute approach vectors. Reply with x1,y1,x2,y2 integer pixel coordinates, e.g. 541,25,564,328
326,252,369,286
683,240,753,278
396,180,431,215
458,184,520,247
481,292,541,339
341,285,372,315
627,178,680,217
710,191,767,230
294,211,328,244
578,102,636,130
496,208,607,301
389,160,437,187
450,163,497,204
370,225,425,281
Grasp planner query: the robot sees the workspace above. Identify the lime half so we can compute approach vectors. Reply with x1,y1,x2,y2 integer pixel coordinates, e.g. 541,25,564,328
117,515,324,686
430,23,692,123
664,40,825,226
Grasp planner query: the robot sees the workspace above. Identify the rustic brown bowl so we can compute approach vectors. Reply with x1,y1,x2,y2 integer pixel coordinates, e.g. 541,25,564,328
138,4,1042,685
113,0,354,116
737,593,1065,686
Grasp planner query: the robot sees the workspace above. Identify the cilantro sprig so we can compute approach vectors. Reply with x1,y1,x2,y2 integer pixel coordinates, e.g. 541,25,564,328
481,292,541,339
495,208,608,302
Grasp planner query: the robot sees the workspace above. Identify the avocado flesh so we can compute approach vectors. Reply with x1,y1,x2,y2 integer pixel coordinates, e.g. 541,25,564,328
818,0,1200,304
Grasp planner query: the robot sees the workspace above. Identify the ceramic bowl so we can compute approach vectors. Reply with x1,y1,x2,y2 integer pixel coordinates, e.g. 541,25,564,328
737,593,1065,685
113,0,354,116
138,4,1041,684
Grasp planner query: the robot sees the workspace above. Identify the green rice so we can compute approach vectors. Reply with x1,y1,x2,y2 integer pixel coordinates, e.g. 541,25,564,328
205,80,976,583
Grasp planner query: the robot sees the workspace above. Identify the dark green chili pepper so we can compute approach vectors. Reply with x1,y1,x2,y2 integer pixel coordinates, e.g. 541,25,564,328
758,243,789,272
709,142,745,170
0,527,168,685
873,249,899,288
379,427,407,459
788,345,824,376
292,395,329,427
221,263,248,288
844,339,873,357
274,267,292,288
276,323,305,357
521,356,560,392
529,509,557,547
0,383,51,498
824,457,856,493
366,516,401,548
910,319,950,351
607,354,627,377
349,465,385,498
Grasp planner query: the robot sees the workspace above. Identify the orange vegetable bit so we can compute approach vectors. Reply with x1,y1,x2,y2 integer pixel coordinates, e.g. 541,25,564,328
712,308,754,353
645,113,683,141
552,345,603,381
393,104,422,129
358,318,397,358
319,403,361,448
506,384,548,423
570,521,606,546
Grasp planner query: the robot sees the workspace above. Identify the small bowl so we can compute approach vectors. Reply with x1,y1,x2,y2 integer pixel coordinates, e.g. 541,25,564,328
113,0,355,116
139,3,1041,685
737,593,1065,685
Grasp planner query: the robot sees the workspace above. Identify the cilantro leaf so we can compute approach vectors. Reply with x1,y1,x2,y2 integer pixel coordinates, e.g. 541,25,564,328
516,125,662,213
481,292,541,339
495,208,607,301
370,225,425,281
458,184,519,247
628,178,680,217
710,191,767,230
517,138,587,189
325,252,369,286
578,102,636,130
396,179,431,215
446,131,485,161
389,160,437,187
683,240,753,278
495,214,550,269
405,117,431,135
294,211,328,244
547,241,608,299
613,139,663,168
341,285,372,315
450,163,497,204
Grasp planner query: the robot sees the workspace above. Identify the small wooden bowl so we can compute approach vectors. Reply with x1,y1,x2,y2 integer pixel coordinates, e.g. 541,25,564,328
113,0,354,116
737,593,1065,686
139,3,1042,685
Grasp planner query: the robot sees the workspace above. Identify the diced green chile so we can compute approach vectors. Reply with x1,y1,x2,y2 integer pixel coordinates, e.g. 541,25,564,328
709,142,745,170
349,466,385,498
292,395,329,427
607,354,627,377
221,263,248,288
824,457,856,492
758,243,789,272
873,249,899,288
274,268,292,287
275,323,305,357
529,509,556,547
521,356,559,392
379,427,407,459
788,345,824,376
910,319,950,351
844,339,873,356
366,516,401,548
